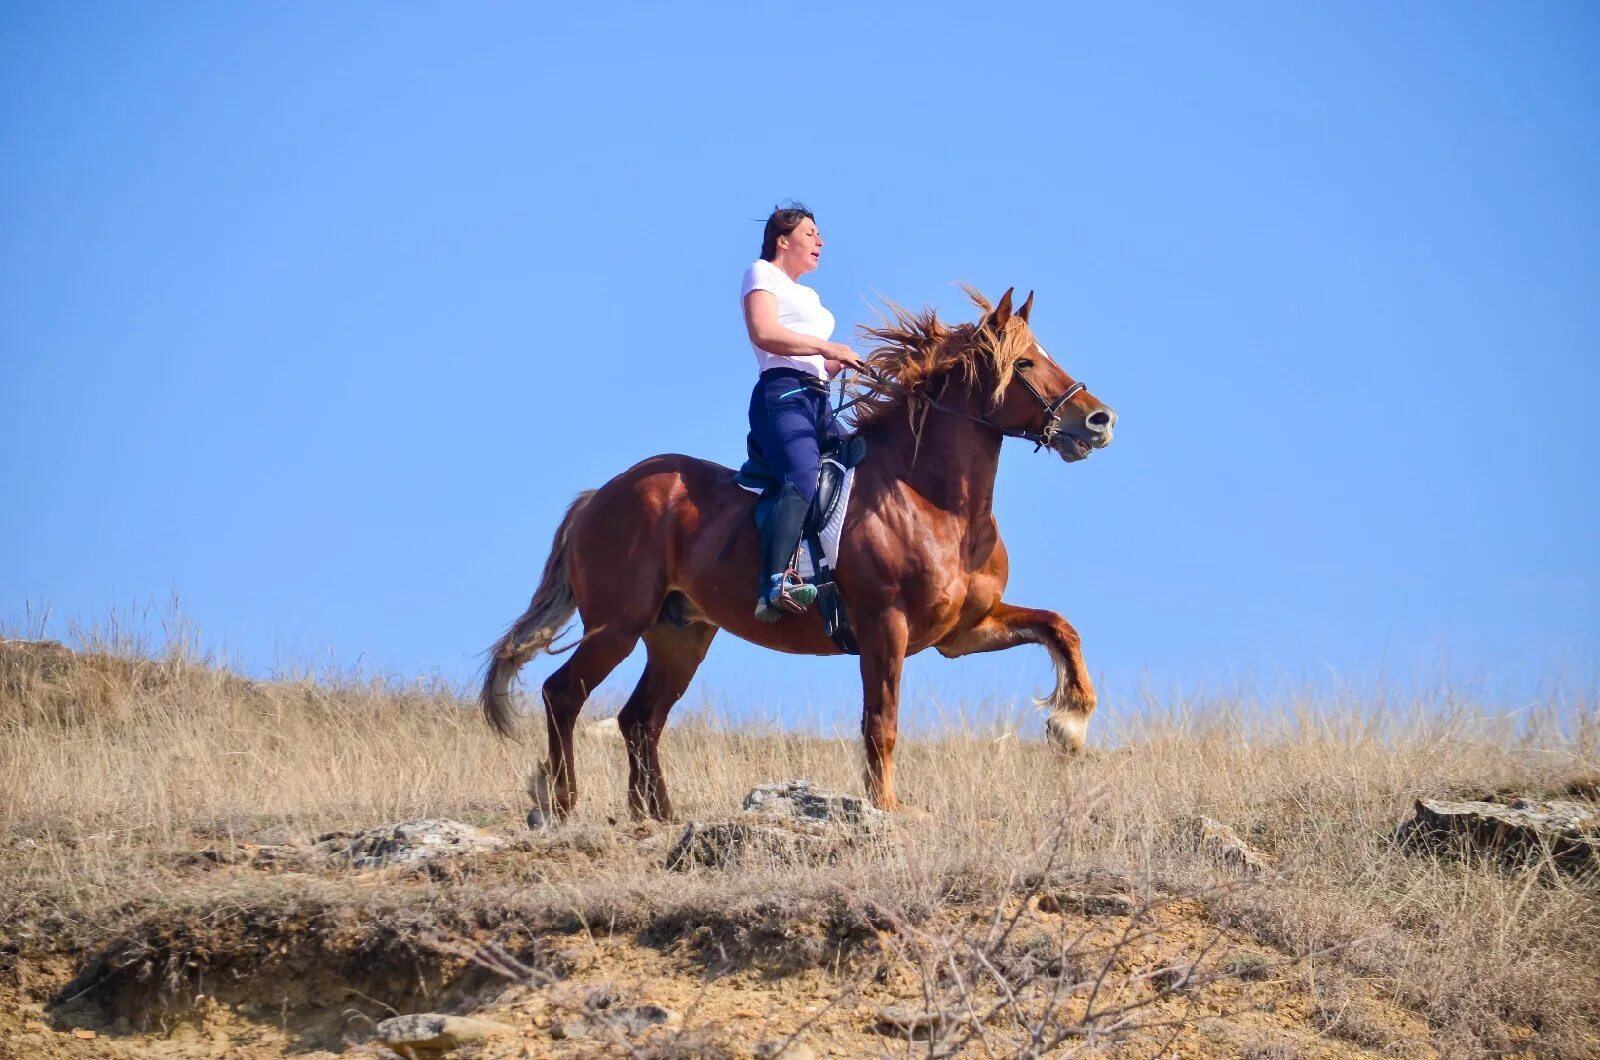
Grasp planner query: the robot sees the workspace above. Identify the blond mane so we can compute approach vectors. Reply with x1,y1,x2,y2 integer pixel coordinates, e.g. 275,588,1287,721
851,286,1040,439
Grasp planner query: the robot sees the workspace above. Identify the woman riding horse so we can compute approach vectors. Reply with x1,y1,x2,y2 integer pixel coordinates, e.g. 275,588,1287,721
483,262,1116,822
741,203,863,620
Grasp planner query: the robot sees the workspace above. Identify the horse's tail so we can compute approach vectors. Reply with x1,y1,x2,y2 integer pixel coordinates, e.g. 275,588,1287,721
480,490,595,738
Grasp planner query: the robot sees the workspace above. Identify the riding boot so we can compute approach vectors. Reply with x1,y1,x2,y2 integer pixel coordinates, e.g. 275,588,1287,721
754,482,818,622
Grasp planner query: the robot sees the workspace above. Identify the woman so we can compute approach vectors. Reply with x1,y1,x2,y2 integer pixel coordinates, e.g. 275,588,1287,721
741,203,864,621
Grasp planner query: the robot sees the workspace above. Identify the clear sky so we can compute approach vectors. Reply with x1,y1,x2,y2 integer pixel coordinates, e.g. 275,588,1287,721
4,3,1597,729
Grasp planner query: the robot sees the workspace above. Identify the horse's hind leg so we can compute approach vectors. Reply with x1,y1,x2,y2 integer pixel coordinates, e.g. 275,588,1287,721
618,619,717,821
531,627,637,823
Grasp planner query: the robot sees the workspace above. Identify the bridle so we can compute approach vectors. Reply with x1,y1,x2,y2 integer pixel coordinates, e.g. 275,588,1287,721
998,372,1086,452
842,365,1086,454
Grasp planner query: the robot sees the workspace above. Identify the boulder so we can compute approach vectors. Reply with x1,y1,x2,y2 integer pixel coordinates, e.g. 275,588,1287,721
1397,797,1600,873
742,780,889,828
668,781,889,870
310,819,506,868
376,1013,515,1051
666,820,847,870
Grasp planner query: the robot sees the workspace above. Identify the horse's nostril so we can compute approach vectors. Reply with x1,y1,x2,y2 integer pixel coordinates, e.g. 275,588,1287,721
1086,408,1113,431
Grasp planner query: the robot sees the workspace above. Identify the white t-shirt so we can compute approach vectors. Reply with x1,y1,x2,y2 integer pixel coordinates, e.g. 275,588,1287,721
740,259,835,379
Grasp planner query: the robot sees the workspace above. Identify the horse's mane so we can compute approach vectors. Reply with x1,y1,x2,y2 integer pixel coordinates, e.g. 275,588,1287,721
850,286,1038,439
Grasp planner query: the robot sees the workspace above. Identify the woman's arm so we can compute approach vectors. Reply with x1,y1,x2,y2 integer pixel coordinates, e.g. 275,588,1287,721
743,291,862,369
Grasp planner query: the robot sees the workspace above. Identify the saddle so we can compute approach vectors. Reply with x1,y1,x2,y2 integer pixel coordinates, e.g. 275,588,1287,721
734,434,868,653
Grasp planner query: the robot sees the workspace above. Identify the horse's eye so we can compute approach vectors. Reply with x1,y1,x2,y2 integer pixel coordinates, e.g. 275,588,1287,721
1017,359,1035,370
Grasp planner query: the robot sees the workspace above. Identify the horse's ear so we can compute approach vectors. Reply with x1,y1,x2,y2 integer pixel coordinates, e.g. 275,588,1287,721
1017,289,1034,324
987,287,1015,331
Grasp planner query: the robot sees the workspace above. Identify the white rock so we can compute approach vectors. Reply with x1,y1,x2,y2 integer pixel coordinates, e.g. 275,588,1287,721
741,780,888,828
1398,797,1600,873
311,820,505,868
377,1012,515,1050
1187,816,1273,876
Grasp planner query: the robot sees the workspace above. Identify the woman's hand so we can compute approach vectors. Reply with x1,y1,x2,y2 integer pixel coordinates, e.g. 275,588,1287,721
822,342,865,374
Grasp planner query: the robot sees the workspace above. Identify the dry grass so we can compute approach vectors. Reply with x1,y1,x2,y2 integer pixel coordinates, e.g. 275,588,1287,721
2,631,1597,1058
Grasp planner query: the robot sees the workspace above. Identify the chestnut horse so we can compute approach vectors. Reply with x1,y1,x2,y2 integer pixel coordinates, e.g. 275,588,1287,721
482,287,1116,820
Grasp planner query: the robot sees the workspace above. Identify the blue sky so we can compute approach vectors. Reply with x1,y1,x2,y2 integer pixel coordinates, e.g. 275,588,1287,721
4,3,1596,728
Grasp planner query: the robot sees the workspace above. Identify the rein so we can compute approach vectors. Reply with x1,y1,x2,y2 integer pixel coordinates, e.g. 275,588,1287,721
839,365,1085,453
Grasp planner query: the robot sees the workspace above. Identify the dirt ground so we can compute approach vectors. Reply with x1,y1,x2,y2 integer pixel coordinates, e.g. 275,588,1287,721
2,641,1595,1058
0,855,1460,1060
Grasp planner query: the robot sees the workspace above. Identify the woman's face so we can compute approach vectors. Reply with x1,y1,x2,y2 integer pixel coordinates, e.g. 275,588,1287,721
777,218,824,274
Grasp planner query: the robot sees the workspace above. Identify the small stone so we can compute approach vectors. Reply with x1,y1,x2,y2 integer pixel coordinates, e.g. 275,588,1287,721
756,1041,819,1060
550,1015,597,1041
1187,816,1273,876
1036,891,1135,917
610,1004,680,1035
1150,964,1192,990
554,1004,679,1039
22,1021,48,1033
72,1028,97,1039
546,942,596,977
1221,953,1275,982
377,1012,516,1050
876,1004,971,1035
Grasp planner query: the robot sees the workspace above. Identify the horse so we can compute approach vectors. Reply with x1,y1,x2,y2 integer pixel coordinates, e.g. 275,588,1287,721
481,286,1116,821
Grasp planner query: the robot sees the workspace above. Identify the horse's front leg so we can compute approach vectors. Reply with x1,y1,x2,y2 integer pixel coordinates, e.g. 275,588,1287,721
937,602,1097,753
859,610,910,810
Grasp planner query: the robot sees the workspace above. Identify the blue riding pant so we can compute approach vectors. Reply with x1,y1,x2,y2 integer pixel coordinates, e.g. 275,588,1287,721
746,368,845,503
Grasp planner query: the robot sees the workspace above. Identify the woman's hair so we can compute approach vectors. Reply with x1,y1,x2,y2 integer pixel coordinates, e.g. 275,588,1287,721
760,201,815,262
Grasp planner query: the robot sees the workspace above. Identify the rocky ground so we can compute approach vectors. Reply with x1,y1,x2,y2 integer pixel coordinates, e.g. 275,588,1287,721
0,810,1440,1059
2,641,1597,1058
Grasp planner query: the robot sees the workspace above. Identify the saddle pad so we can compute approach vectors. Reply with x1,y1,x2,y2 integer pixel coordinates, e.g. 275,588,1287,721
796,459,855,582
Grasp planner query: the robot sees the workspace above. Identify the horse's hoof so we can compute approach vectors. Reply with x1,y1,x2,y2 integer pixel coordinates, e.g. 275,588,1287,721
527,808,554,830
871,796,928,819
1046,713,1089,755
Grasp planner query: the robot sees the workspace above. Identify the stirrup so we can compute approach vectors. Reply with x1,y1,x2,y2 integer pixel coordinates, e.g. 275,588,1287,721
754,571,817,622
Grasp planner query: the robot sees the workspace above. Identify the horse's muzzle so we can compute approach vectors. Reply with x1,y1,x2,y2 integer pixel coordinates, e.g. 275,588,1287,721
1084,406,1116,448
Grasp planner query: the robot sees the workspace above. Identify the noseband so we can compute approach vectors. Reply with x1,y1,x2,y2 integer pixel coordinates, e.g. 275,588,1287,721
1010,374,1086,452
840,366,1086,453
916,374,1086,452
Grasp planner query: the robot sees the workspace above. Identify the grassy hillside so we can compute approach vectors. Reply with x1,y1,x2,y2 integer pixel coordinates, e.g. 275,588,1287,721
1,638,1596,1058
